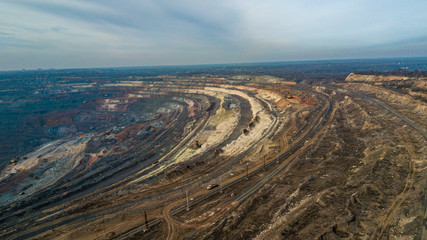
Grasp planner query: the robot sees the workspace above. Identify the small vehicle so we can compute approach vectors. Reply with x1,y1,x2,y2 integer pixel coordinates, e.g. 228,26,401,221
207,183,218,190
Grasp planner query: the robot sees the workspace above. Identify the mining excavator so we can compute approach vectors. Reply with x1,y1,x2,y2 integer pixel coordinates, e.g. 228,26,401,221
194,140,202,148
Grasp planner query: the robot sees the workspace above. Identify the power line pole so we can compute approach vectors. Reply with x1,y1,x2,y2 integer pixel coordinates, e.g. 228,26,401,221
186,190,190,211
143,211,148,232
102,214,106,238
263,155,266,170
49,219,54,233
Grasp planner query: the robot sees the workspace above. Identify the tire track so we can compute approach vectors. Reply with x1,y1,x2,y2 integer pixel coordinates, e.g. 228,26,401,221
328,85,426,240
370,133,417,240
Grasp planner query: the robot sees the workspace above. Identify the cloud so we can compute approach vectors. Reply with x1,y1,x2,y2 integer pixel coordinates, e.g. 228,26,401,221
50,26,68,32
0,0,426,70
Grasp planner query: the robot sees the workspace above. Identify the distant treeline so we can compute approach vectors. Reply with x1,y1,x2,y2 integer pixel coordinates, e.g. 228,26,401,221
354,69,427,78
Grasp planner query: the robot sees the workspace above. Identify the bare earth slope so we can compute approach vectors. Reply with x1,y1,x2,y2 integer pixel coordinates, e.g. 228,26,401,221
0,73,425,240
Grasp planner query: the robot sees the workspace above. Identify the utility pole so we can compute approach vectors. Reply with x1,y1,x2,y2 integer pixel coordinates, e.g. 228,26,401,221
219,176,223,193
263,155,266,170
143,211,148,232
186,190,190,211
102,214,106,238
49,219,54,233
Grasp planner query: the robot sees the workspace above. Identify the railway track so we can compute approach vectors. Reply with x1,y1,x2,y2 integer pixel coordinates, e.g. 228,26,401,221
6,86,327,240
114,87,333,240
0,97,211,240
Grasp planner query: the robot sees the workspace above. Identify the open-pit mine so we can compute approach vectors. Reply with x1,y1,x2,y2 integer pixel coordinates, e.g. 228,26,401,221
0,63,426,240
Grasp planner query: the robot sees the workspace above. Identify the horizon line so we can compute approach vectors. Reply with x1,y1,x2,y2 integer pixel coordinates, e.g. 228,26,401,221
1,56,427,73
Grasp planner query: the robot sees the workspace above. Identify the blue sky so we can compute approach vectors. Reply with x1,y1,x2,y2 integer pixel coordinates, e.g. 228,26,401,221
1,0,426,70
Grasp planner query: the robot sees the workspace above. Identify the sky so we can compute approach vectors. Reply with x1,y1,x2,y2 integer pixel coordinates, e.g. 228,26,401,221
1,0,427,70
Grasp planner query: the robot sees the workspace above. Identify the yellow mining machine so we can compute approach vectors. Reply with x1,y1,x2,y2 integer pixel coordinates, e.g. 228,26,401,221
194,140,202,148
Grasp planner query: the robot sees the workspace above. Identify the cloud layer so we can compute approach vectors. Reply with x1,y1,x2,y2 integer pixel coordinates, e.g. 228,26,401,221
1,0,426,70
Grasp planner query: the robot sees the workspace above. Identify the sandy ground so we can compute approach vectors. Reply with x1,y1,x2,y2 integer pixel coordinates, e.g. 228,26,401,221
0,76,334,240
0,134,92,205
340,82,427,130
125,85,282,184
204,86,278,156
